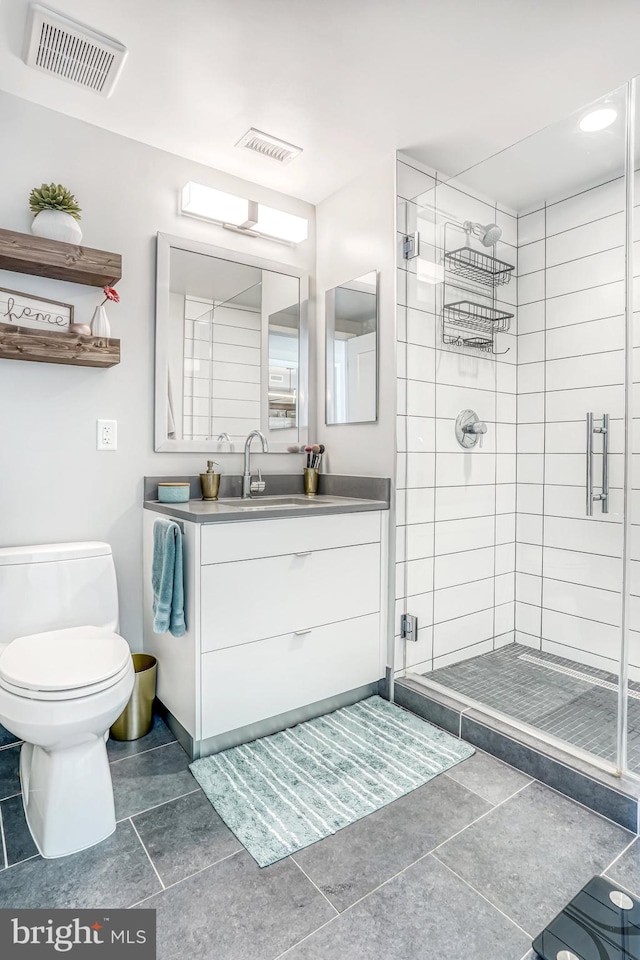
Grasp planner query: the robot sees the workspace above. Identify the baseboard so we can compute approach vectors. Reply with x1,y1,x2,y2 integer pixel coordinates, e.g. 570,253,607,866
158,681,384,761
154,700,195,758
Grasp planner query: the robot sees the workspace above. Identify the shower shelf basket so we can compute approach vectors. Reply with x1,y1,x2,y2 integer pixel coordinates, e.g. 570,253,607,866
444,246,515,286
442,332,494,353
442,300,513,354
443,300,513,331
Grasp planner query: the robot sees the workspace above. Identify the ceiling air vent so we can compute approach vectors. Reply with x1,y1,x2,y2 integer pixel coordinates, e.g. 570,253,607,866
235,128,303,164
24,4,128,97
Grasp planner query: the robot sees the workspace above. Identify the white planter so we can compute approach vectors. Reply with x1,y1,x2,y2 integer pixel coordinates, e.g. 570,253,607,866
31,210,83,244
90,305,111,338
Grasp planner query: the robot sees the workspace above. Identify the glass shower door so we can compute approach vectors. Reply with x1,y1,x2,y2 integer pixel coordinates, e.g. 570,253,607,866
398,80,635,777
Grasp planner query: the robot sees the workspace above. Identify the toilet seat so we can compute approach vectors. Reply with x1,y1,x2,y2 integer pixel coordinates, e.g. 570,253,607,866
0,659,132,701
0,626,131,701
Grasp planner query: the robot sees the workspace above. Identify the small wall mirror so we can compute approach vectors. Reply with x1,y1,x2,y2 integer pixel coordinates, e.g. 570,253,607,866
155,234,308,452
325,270,378,425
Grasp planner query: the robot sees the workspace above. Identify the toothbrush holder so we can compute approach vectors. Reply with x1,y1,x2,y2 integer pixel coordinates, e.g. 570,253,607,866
303,468,319,496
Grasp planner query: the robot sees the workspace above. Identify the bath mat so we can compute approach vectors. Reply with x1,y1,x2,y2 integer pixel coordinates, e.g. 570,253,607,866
189,695,474,866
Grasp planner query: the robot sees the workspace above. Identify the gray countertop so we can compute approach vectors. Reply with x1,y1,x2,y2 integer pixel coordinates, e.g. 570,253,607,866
144,493,389,524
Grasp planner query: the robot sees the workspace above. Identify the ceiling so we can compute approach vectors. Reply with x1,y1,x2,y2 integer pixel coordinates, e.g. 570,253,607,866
3,0,640,204
448,86,629,211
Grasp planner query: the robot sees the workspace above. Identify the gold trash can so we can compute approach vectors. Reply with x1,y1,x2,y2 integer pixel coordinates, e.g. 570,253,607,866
110,654,157,741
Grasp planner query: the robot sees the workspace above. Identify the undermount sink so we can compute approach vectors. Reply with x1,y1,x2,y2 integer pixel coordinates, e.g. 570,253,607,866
217,496,338,510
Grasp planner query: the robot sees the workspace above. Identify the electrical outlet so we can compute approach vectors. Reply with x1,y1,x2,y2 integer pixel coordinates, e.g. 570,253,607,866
97,419,117,451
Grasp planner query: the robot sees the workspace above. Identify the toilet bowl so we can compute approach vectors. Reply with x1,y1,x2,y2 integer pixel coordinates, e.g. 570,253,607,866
0,542,136,859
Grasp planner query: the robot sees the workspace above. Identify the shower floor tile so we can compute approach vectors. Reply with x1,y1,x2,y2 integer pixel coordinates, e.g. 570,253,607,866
425,643,640,773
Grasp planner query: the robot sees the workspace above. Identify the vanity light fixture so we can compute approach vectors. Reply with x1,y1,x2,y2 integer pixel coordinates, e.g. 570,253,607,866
181,182,250,227
180,182,308,244
579,107,617,132
252,204,308,243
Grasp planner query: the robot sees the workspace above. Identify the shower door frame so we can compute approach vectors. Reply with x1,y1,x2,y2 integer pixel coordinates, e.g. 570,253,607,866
616,76,635,777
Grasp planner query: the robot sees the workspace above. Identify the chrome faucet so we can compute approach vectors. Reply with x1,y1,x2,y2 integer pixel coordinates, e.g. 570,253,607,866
242,430,269,498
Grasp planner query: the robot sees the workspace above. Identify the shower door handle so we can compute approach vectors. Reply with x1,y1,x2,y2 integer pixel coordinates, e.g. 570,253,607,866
586,412,609,516
586,412,593,516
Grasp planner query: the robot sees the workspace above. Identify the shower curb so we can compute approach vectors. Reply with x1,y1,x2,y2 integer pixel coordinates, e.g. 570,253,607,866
394,676,640,833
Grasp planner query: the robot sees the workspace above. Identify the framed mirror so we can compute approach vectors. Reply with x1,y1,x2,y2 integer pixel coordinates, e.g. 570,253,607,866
325,270,378,425
155,234,308,452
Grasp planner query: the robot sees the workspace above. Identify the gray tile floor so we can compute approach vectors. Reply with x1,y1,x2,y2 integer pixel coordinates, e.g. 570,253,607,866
0,712,638,959
428,642,640,772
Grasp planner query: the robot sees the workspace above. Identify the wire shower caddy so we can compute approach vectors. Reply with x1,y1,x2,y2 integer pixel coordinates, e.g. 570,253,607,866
441,221,515,354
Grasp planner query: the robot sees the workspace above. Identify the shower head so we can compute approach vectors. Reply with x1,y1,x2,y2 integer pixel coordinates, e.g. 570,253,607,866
463,221,502,247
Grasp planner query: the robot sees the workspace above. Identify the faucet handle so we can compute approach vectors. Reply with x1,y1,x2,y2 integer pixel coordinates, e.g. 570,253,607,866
250,467,266,495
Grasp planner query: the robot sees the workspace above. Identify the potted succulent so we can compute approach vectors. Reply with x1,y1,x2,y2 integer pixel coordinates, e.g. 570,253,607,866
29,182,82,244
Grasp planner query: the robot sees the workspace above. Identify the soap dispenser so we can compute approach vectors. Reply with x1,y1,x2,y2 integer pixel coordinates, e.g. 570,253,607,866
199,461,220,501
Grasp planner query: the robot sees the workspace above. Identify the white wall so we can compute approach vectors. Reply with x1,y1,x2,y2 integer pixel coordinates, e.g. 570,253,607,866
0,90,315,649
315,155,396,477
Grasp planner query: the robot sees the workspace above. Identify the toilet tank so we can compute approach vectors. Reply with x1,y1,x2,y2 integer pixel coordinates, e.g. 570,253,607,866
0,542,119,646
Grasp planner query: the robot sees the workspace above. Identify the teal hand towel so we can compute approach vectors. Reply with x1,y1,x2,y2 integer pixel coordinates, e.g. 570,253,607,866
152,519,186,638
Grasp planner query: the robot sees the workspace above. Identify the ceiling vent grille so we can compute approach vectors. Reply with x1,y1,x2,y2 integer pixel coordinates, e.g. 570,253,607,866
235,128,303,164
24,4,128,97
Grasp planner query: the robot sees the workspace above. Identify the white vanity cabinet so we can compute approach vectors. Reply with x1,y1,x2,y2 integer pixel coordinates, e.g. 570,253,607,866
143,508,388,758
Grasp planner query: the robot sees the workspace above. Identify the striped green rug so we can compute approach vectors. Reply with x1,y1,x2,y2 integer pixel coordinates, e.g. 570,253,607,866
189,696,474,866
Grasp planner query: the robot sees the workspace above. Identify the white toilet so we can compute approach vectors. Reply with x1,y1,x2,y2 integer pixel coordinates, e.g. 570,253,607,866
0,542,135,859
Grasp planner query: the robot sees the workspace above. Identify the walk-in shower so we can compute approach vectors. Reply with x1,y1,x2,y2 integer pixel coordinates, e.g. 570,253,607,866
395,78,640,783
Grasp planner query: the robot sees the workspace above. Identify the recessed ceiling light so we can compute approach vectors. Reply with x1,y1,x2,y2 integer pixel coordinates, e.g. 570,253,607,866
579,107,617,133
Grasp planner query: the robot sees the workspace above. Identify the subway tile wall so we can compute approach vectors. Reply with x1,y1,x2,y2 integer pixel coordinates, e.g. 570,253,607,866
183,298,261,441
395,158,518,676
516,175,628,678
396,156,640,684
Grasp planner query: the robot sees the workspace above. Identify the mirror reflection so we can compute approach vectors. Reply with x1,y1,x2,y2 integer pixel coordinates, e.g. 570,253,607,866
156,237,306,452
326,270,378,425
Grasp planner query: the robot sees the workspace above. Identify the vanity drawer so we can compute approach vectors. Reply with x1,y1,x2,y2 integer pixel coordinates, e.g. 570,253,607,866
200,511,380,564
200,541,380,651
200,613,381,739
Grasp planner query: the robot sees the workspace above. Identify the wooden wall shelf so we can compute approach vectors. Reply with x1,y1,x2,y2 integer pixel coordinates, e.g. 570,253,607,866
0,228,122,287
0,323,120,368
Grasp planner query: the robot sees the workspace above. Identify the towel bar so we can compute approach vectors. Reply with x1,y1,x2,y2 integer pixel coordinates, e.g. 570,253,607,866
164,517,185,534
